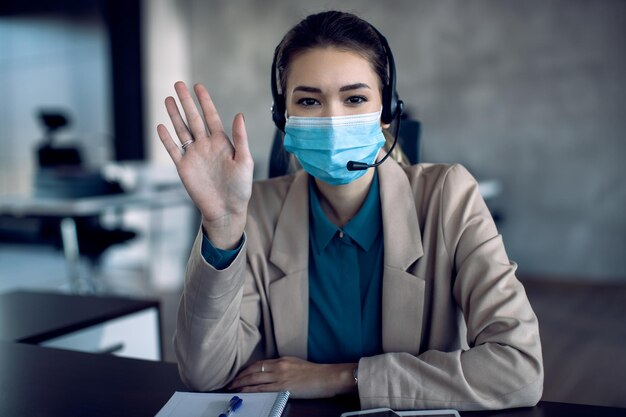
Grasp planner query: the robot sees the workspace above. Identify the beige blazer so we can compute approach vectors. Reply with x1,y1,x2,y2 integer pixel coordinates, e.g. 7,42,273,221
174,159,544,411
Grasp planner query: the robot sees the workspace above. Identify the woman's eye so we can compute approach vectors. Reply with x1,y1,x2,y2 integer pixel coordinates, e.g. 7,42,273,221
346,95,368,104
296,98,320,107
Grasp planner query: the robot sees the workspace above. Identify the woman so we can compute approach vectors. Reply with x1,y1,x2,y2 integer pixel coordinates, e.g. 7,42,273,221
157,11,543,411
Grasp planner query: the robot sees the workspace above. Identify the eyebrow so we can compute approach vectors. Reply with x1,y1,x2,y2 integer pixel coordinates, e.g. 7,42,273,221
292,83,372,94
340,83,371,92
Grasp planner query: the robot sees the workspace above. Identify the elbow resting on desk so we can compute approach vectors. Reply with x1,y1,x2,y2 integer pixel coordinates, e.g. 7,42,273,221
358,342,544,411
173,328,251,393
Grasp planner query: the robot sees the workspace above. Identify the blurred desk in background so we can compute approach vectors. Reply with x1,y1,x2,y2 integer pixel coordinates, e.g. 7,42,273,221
0,184,189,217
478,179,502,200
0,183,192,292
0,289,161,361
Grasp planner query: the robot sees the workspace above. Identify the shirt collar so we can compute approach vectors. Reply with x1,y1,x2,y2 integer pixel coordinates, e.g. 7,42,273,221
309,171,382,253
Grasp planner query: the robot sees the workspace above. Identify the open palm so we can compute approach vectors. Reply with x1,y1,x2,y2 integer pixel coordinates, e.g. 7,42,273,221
157,82,253,249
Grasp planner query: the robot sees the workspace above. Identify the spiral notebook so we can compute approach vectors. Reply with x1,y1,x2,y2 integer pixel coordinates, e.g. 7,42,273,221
155,391,290,417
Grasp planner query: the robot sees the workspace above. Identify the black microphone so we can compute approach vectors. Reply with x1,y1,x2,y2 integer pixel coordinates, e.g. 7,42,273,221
347,108,403,171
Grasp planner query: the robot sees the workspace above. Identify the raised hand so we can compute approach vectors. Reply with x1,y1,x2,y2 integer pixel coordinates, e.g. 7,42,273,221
157,82,254,249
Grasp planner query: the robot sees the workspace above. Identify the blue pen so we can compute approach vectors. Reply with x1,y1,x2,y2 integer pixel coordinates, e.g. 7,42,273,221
218,395,243,417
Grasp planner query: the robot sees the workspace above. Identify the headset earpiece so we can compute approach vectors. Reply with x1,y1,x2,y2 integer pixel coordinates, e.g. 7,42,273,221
271,98,286,132
270,45,287,131
374,29,401,124
381,84,395,125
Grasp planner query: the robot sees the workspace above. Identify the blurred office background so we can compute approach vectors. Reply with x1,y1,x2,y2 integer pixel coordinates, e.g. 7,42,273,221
1,0,625,408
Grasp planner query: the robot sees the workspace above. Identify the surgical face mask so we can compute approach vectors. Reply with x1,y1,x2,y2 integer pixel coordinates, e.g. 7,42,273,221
283,110,386,185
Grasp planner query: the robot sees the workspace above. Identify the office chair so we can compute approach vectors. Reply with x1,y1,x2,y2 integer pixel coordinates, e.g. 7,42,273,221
268,116,421,178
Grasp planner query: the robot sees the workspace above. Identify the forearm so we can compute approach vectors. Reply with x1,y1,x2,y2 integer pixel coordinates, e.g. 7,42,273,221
175,231,260,391
358,343,543,411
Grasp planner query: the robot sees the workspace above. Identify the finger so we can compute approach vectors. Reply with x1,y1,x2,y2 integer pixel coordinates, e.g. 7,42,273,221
229,371,276,389
156,124,182,164
164,96,195,145
233,360,266,380
174,81,209,140
229,359,282,389
194,83,225,135
232,113,252,163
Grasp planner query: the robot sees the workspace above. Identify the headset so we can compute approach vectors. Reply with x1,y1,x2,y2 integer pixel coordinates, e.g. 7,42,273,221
270,23,404,171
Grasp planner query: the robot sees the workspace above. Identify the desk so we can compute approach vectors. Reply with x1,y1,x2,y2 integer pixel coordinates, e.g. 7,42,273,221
0,186,189,218
0,341,184,417
0,185,192,292
1,342,624,417
0,290,161,361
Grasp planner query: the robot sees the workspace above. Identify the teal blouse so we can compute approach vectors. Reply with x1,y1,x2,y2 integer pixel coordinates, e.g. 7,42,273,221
201,172,384,364
307,172,384,364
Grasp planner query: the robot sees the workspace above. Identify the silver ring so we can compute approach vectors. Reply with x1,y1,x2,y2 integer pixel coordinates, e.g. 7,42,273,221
181,139,195,150
261,362,265,373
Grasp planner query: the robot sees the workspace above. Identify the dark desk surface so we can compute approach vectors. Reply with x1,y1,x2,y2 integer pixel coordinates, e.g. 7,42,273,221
2,341,625,417
0,340,184,416
0,290,159,344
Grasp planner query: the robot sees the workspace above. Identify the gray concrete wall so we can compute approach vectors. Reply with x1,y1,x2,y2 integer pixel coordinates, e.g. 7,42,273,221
184,0,626,281
0,14,112,195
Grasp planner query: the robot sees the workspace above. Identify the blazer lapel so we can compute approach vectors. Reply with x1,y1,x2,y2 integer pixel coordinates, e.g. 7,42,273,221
268,171,310,358
379,160,426,355
265,162,426,358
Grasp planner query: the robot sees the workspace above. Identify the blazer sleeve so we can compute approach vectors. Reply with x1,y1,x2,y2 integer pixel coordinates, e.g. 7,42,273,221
173,230,263,391
358,164,544,411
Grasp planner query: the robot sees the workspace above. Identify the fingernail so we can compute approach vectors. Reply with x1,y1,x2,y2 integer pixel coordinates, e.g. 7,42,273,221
242,113,246,122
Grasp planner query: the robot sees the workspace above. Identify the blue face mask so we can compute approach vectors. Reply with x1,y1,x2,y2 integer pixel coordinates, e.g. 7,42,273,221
283,110,386,185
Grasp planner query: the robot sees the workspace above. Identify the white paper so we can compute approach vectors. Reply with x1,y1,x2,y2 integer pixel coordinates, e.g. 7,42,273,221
155,391,284,417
